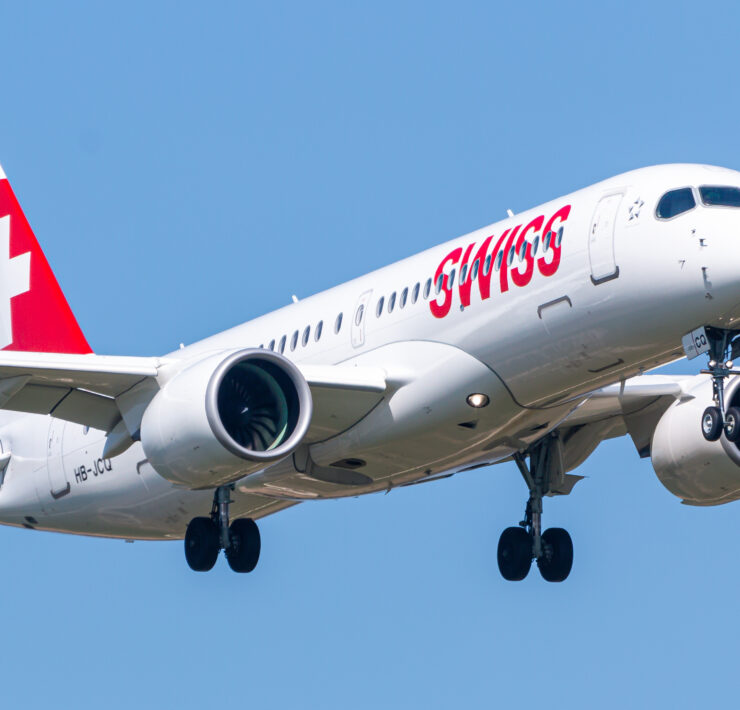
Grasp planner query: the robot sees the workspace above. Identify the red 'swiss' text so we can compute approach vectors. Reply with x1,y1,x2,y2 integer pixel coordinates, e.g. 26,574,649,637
429,205,571,318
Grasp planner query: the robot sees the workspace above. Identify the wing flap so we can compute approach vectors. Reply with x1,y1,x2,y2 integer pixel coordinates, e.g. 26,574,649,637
2,383,124,431
2,383,69,414
52,389,122,431
300,365,388,443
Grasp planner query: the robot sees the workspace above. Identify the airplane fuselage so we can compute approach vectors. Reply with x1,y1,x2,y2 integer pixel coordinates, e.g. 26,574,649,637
1,163,739,540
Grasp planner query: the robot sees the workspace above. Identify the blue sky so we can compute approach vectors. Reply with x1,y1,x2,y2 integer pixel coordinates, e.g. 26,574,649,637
0,1,739,707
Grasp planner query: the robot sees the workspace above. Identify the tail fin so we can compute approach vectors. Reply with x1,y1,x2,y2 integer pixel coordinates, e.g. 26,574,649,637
0,164,91,354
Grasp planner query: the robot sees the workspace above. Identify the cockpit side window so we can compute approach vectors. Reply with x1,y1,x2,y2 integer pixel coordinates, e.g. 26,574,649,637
656,188,696,219
699,186,740,208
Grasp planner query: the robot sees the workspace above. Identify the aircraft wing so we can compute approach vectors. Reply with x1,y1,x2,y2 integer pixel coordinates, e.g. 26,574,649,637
554,374,697,476
0,351,390,441
298,364,387,442
0,352,164,431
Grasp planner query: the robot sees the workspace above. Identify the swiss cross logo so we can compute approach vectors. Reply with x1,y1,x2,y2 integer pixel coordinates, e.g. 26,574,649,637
0,215,31,349
0,176,91,354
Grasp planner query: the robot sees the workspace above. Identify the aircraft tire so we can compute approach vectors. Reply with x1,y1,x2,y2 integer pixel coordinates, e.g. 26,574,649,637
497,526,532,581
725,407,740,442
537,527,573,583
185,516,219,572
702,406,723,442
225,518,261,573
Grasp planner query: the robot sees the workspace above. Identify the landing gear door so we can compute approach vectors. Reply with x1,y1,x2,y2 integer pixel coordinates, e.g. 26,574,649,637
589,192,623,285
351,290,372,348
47,419,70,500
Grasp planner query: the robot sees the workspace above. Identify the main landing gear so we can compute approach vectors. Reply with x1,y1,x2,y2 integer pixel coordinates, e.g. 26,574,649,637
497,435,573,583
700,328,740,443
184,485,261,573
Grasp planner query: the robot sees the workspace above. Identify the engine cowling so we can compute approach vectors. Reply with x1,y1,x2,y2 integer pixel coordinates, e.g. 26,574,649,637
651,376,740,505
140,349,312,488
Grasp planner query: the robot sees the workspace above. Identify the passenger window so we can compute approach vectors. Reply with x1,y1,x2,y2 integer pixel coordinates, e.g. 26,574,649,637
290,330,298,351
656,188,696,219
279,335,286,354
376,296,385,317
423,278,432,299
412,282,420,303
268,339,275,351
471,259,479,281
400,287,408,308
495,250,503,271
507,245,515,265
484,254,492,275
435,274,443,294
315,320,323,341
335,313,343,333
532,235,540,255
388,292,396,313
699,186,740,207
302,326,310,346
355,304,364,326
460,264,468,284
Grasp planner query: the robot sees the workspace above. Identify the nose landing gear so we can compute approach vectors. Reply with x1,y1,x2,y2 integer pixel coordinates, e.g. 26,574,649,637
699,328,740,443
497,434,574,583
184,485,261,573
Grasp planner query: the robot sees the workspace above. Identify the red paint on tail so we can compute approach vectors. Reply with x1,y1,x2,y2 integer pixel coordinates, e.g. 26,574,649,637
0,174,91,354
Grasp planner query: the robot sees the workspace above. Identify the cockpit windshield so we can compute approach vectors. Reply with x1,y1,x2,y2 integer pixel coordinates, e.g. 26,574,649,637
656,188,695,219
699,186,740,208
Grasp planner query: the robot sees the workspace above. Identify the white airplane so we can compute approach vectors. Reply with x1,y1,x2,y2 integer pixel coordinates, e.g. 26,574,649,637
0,162,738,583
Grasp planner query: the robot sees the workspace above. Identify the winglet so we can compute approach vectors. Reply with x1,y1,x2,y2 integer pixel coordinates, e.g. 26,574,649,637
0,164,91,354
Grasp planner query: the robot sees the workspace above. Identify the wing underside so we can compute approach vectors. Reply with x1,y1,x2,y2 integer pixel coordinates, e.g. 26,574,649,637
0,352,161,430
556,375,695,473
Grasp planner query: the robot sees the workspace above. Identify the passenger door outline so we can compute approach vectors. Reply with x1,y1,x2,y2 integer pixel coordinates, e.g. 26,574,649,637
589,192,624,285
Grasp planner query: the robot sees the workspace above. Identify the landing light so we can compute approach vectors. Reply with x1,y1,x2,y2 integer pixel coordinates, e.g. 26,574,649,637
466,393,490,408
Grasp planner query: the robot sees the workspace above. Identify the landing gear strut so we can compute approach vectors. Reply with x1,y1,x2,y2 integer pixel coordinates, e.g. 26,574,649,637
184,485,261,573
497,434,573,583
700,327,740,443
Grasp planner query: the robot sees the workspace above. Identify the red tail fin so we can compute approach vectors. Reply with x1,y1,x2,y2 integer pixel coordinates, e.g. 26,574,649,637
0,165,91,354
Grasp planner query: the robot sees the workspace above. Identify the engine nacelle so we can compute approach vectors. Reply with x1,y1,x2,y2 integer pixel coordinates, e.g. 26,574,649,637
651,376,740,505
141,349,312,488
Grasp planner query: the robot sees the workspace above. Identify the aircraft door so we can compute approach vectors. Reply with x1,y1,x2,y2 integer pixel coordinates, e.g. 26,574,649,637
351,290,373,348
47,419,70,500
589,192,623,284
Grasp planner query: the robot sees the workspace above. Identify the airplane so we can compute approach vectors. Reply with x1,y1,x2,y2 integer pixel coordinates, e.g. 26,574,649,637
0,161,738,583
